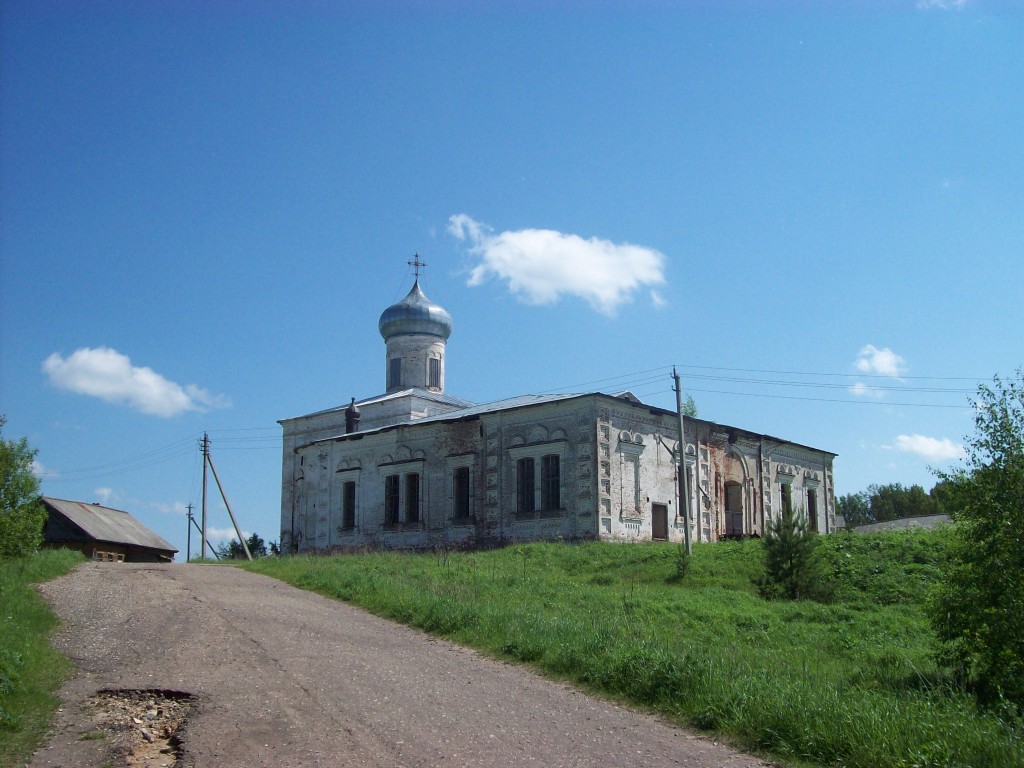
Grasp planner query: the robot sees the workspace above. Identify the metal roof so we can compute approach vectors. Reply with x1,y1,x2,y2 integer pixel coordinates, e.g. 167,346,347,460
409,392,590,425
378,280,453,341
307,392,592,446
42,497,178,553
303,390,837,457
281,387,476,423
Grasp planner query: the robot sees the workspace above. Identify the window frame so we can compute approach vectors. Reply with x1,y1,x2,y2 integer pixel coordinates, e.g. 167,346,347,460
509,441,567,519
388,357,402,389
452,465,472,522
405,473,421,524
540,454,560,513
342,480,356,530
384,474,400,526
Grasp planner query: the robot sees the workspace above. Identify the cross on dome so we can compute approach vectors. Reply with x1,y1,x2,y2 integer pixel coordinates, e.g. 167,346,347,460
407,253,427,278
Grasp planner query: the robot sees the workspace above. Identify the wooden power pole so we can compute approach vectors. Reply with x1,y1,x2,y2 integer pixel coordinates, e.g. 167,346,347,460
673,368,692,556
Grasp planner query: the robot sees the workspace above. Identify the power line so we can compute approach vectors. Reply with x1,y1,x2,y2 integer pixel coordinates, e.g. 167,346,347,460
673,363,987,382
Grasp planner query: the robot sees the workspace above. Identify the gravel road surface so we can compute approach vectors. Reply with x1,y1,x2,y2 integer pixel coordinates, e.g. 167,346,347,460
31,562,773,768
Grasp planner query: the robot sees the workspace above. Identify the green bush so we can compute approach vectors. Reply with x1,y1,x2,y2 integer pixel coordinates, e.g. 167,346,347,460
930,369,1024,710
0,416,46,559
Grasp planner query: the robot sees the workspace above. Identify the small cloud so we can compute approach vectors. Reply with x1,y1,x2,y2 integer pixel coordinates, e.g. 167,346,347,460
891,434,965,461
449,214,666,316
855,345,907,378
151,500,190,516
42,347,231,418
849,382,886,399
94,487,116,505
206,526,250,544
31,458,49,478
917,0,967,9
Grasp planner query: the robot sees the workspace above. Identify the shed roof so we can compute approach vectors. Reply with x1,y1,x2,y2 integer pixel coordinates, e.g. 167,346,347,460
42,497,177,554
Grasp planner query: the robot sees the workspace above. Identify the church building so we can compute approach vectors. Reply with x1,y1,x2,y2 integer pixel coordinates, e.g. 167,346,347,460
279,271,836,553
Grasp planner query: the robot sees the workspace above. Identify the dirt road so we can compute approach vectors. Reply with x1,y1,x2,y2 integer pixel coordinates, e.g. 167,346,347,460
31,563,772,767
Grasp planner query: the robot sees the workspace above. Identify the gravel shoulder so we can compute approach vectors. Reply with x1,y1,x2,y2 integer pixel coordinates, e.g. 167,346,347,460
30,562,773,768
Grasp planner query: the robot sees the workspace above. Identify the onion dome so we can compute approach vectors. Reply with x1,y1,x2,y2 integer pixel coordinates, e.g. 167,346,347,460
378,280,453,341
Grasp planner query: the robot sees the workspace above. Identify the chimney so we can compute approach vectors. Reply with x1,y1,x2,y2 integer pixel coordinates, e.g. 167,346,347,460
345,397,361,434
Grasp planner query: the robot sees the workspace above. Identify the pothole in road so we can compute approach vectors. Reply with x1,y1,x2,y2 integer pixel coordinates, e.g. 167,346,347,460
84,688,195,767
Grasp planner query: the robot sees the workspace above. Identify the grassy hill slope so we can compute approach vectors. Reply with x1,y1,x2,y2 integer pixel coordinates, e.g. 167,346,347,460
248,529,1022,768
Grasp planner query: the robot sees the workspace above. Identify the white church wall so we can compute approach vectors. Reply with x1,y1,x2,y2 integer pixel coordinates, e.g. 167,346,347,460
598,401,683,543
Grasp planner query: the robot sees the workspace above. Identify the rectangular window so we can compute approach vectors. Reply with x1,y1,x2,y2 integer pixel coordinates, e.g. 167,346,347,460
388,357,402,389
780,482,792,513
342,481,356,530
384,475,400,526
405,474,420,524
517,457,535,516
541,454,560,512
453,466,471,521
428,357,440,389
807,489,818,532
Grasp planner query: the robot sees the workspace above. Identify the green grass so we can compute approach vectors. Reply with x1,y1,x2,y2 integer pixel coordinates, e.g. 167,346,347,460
247,529,1023,768
0,549,83,768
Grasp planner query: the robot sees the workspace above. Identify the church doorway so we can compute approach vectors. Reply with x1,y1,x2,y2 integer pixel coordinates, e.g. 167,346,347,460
725,482,743,537
652,503,668,540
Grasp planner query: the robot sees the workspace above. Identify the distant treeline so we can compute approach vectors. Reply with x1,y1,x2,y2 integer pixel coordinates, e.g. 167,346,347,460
837,481,952,528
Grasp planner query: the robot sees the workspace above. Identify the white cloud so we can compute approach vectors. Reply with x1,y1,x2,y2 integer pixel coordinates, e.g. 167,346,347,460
892,434,965,461
42,347,230,418
94,487,116,505
31,458,49,478
448,214,666,316
917,0,967,10
849,382,886,399
855,344,907,378
152,500,190,517
206,526,250,544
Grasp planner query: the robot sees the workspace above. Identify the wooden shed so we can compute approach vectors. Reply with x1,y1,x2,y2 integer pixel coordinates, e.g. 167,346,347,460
41,497,178,563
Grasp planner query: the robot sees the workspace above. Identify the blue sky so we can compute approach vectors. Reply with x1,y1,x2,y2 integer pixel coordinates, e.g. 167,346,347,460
2,2,1021,560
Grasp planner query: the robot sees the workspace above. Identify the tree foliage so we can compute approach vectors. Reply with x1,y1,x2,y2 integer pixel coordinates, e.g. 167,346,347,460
216,532,271,560
0,416,46,558
682,395,698,418
930,369,1024,710
757,496,828,601
837,481,951,528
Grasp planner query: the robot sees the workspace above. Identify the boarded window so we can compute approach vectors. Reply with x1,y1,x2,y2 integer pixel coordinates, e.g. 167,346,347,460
541,454,560,512
453,466,470,521
807,488,818,532
517,457,535,516
342,481,356,530
385,475,400,525
428,357,441,389
388,357,402,389
405,474,420,524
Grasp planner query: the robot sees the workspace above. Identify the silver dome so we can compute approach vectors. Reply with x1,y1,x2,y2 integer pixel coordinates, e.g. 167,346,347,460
378,281,453,341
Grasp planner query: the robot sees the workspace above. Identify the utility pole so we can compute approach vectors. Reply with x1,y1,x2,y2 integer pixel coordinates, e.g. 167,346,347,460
205,446,252,561
185,503,193,563
200,433,209,560
673,367,693,556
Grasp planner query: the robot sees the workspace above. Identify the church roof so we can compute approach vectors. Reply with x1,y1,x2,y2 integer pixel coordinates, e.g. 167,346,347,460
304,392,591,445
281,388,475,424
378,280,452,341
